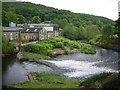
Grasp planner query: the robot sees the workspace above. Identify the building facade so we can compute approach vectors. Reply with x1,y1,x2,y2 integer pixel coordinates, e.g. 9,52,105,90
3,27,22,40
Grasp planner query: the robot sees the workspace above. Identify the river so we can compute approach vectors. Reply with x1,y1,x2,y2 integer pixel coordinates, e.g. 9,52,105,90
2,42,120,85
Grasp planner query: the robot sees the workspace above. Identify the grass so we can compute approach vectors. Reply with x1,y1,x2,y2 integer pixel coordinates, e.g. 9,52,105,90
10,72,79,88
79,72,112,87
21,51,53,60
9,72,115,88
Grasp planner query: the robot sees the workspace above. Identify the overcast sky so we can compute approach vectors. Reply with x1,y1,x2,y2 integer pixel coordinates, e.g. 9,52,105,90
18,0,119,21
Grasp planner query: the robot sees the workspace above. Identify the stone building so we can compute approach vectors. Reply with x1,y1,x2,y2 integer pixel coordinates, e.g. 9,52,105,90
20,28,46,41
3,23,62,41
2,27,22,40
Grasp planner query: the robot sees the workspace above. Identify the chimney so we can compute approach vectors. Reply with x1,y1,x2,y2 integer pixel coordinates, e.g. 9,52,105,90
9,22,16,27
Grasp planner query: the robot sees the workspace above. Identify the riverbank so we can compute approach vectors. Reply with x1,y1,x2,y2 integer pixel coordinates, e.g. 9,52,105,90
9,72,119,88
89,38,120,52
9,72,79,88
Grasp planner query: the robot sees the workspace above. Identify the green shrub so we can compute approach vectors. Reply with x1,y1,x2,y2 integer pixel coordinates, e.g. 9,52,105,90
26,36,96,55
64,49,69,54
25,43,53,55
54,42,64,48
45,50,53,57
79,43,96,54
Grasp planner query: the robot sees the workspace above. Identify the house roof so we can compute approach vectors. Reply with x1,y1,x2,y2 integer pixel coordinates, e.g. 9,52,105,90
21,28,43,33
17,24,59,27
2,27,23,32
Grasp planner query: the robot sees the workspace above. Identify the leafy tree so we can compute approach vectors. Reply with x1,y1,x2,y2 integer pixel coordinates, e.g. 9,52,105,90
17,15,26,24
101,24,115,40
101,24,115,36
31,16,41,24
61,24,77,40
4,12,18,26
84,25,100,40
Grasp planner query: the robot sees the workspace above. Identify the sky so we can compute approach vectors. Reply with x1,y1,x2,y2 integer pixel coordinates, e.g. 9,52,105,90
17,0,119,21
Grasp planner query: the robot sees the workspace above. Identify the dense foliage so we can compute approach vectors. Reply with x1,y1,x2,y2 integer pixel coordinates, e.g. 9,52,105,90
2,2,113,26
2,36,15,55
25,43,53,56
25,37,96,57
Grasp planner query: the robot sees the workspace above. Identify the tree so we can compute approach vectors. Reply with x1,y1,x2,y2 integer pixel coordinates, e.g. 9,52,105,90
101,24,114,36
61,23,77,40
101,24,115,40
31,16,41,24
4,12,18,26
17,15,26,24
84,25,100,40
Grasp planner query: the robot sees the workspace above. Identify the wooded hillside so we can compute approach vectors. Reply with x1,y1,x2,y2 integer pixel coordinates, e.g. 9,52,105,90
2,2,114,28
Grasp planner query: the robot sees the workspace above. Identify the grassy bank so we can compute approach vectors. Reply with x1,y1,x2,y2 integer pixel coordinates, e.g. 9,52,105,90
79,72,112,88
22,36,96,60
10,72,79,88
9,72,116,88
21,51,53,60
89,35,120,52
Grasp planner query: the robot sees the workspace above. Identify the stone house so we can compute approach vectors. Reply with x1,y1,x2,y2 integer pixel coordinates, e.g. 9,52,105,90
2,27,22,40
20,28,47,41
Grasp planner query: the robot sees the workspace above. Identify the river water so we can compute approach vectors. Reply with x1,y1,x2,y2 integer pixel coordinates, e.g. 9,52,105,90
2,42,120,85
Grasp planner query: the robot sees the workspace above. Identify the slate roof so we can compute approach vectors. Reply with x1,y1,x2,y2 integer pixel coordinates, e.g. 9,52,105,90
2,27,23,32
21,28,43,33
17,24,59,27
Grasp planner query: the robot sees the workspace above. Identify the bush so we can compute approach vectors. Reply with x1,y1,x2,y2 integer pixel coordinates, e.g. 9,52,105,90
54,42,64,48
46,50,53,57
26,36,96,56
2,36,15,55
64,49,69,54
25,43,53,56
79,43,96,54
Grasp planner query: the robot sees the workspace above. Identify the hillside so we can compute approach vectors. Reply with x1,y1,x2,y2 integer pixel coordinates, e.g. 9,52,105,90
2,2,114,28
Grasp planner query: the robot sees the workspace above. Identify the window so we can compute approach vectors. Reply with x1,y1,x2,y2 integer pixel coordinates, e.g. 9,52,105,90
16,33,19,39
9,33,13,40
4,34,6,36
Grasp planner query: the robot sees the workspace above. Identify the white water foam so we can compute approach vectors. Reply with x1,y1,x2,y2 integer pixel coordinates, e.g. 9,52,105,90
47,60,118,78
